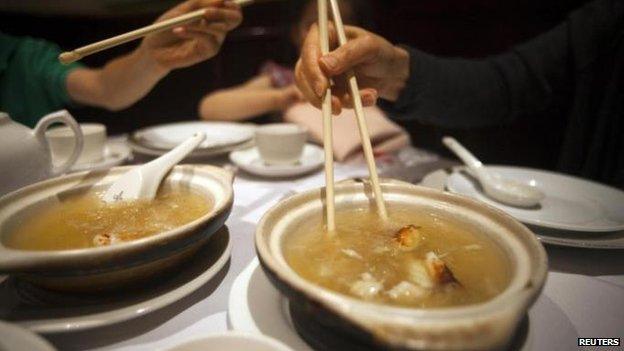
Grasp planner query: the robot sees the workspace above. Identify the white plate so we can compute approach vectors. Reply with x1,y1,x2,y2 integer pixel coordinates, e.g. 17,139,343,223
228,258,313,351
228,259,532,351
69,141,131,172
0,227,231,334
129,138,254,159
230,144,324,178
133,122,255,150
524,227,624,249
446,166,624,232
0,321,55,351
421,168,624,249
168,332,293,351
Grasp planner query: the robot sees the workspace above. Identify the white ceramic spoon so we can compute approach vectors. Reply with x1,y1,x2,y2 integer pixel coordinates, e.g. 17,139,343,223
103,132,206,203
442,136,545,208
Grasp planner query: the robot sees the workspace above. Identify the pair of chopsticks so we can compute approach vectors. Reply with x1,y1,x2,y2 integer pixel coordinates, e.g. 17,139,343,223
59,0,254,65
318,0,388,232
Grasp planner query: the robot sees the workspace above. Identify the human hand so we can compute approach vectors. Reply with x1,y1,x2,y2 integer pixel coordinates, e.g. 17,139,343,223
275,85,303,111
139,0,242,72
295,24,410,114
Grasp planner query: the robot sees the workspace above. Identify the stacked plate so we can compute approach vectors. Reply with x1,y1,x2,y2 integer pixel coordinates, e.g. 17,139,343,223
421,166,624,249
129,121,255,158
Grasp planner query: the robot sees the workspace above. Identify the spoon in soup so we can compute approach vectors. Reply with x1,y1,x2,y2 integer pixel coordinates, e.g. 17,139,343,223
442,136,545,208
103,132,206,203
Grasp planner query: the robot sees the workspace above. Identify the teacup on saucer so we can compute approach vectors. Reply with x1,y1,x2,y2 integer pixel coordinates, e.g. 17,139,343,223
230,144,323,178
255,124,307,165
47,123,106,165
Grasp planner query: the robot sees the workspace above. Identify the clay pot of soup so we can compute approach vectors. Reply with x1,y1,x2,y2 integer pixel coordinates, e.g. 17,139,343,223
256,179,547,351
0,165,234,292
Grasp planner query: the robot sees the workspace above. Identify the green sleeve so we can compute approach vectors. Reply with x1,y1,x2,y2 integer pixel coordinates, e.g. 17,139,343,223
0,33,84,127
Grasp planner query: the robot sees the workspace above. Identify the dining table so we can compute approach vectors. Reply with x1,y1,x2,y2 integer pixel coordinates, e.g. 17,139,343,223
27,145,624,351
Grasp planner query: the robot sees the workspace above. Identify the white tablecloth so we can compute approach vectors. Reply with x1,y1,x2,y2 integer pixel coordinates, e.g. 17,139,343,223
46,151,624,350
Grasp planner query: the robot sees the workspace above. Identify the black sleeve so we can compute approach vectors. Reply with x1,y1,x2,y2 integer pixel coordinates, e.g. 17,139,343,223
384,0,622,128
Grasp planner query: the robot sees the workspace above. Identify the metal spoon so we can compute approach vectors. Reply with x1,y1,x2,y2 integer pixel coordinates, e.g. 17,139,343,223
103,132,206,203
442,136,545,208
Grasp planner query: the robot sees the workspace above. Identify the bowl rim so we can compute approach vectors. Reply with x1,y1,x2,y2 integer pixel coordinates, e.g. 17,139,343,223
255,179,548,320
0,164,234,270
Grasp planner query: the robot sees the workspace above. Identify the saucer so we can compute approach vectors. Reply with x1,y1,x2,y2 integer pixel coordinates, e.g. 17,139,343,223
0,321,55,351
446,166,624,232
69,140,132,172
0,227,231,334
229,144,324,178
421,168,624,249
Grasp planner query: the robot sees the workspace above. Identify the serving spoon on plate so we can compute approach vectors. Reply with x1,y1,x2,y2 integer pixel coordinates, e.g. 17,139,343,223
103,132,206,203
442,136,545,208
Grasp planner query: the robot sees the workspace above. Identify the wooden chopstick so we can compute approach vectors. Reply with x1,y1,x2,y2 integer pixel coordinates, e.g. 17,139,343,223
59,0,254,65
328,0,388,220
318,0,336,232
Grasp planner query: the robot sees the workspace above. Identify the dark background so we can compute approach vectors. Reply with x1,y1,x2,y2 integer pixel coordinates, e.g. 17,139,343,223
1,0,589,168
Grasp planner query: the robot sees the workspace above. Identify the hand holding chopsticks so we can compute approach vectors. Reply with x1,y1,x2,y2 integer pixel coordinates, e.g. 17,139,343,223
295,20,410,113
59,0,253,65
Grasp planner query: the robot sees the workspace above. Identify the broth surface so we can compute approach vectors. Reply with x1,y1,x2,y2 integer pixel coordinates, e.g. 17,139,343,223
5,187,211,250
285,206,511,308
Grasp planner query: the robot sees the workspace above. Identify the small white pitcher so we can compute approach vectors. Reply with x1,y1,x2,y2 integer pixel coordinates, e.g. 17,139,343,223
0,110,84,196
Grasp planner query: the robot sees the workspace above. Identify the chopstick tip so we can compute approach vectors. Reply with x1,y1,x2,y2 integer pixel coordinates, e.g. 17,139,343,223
59,51,81,65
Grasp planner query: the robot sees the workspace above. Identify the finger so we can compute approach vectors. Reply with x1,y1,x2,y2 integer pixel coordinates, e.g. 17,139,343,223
360,88,378,106
330,73,348,99
339,88,377,109
201,7,242,29
293,87,305,101
295,59,323,108
344,25,367,40
182,20,228,36
331,96,342,115
300,24,331,99
284,87,300,105
223,1,241,9
172,29,221,56
175,28,225,47
319,33,379,76
161,0,223,19
177,0,224,12
205,22,229,36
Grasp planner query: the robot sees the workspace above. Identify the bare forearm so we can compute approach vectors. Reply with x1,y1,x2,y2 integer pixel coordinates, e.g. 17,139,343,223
199,88,284,121
66,47,168,111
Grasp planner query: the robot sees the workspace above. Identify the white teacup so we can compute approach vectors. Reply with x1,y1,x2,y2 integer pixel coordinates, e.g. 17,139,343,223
255,123,307,165
46,123,106,165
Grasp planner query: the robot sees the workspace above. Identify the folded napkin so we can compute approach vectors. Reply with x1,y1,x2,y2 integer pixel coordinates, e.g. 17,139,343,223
284,103,411,161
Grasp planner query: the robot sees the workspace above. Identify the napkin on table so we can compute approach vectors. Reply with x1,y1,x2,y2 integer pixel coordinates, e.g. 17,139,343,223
284,102,411,161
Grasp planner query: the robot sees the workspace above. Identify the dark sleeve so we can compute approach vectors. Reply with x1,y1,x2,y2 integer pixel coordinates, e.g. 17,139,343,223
383,0,622,128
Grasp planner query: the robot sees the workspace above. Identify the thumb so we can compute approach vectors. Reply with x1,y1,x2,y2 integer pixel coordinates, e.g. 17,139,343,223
319,36,377,76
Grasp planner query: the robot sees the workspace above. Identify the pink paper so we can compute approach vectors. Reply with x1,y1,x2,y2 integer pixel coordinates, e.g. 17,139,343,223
284,103,410,161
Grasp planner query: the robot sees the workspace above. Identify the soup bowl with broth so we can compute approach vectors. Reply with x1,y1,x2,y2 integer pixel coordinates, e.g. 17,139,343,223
256,179,547,350
0,165,233,292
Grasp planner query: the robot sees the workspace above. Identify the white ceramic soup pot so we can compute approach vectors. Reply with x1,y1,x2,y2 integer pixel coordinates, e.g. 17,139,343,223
0,165,233,292
256,178,547,351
